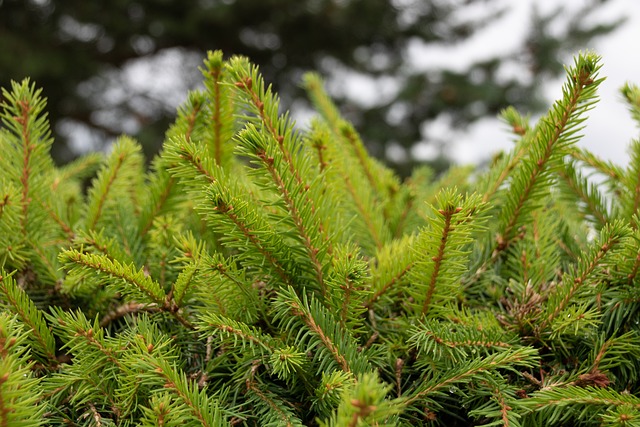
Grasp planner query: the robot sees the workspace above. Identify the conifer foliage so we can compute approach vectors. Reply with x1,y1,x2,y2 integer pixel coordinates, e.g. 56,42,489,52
2,51,640,426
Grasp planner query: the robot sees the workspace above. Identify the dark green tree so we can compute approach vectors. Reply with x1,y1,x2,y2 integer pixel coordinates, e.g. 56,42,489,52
0,0,622,172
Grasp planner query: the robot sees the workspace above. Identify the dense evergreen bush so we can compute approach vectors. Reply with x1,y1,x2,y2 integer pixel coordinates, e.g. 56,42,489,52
2,50,640,426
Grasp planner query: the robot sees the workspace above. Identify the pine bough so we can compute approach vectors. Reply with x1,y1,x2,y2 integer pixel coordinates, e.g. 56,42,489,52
1,51,640,426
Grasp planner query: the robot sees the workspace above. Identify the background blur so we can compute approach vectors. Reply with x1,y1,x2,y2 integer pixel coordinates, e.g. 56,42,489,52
0,0,634,176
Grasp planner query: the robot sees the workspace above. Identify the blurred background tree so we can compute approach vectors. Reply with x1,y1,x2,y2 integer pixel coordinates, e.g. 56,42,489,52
0,0,623,174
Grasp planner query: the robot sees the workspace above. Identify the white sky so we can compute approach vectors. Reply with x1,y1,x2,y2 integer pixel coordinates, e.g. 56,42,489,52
439,0,640,166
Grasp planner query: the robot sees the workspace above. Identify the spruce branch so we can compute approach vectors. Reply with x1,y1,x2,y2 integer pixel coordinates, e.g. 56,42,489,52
37,196,75,240
339,122,381,196
0,269,57,365
408,321,516,363
343,174,388,252
311,370,354,419
0,79,54,237
502,105,531,137
202,171,297,287
162,134,217,187
3,49,640,426
302,73,398,202
570,147,625,184
302,73,342,129
479,110,533,205
99,302,156,328
465,383,523,427
201,50,236,167
321,243,371,333
84,136,144,230
173,91,206,142
146,215,184,289
227,57,304,185
197,252,262,322
141,90,211,236
556,159,610,228
600,230,640,333
619,226,640,289
502,209,563,291
171,261,199,309
147,357,227,427
49,308,122,368
0,313,46,425
269,346,307,382
409,189,486,317
405,347,538,407
45,308,131,421
244,368,304,427
73,229,134,262
386,167,433,239
197,312,276,358
318,372,401,427
585,331,640,382
390,190,416,239
228,59,337,268
365,235,415,308
121,327,229,427
621,82,640,128
138,163,179,238
539,220,631,334
241,359,306,427
492,387,519,427
422,203,454,315
301,76,401,253
306,119,331,173
59,249,197,328
55,152,103,185
522,386,640,425
621,139,640,224
494,52,603,255
273,286,370,375
139,393,179,426
0,185,28,269
234,125,328,294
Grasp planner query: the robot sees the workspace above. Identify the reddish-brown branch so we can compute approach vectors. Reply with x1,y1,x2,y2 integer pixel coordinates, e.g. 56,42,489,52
392,197,414,239
627,253,640,286
499,74,592,253
234,75,341,263
178,147,216,183
541,236,617,331
235,77,302,185
340,277,354,327
152,366,214,427
99,302,158,327
421,207,455,316
17,99,34,237
633,168,640,225
0,273,58,365
210,67,223,164
140,177,175,237
365,261,413,308
257,150,325,293
89,153,125,230
344,176,383,250
214,201,291,286
289,300,350,373
341,126,378,194
557,168,608,226
38,198,75,240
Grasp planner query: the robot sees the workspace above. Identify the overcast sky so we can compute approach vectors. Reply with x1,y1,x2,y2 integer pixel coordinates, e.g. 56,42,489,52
112,0,640,169
441,0,640,167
